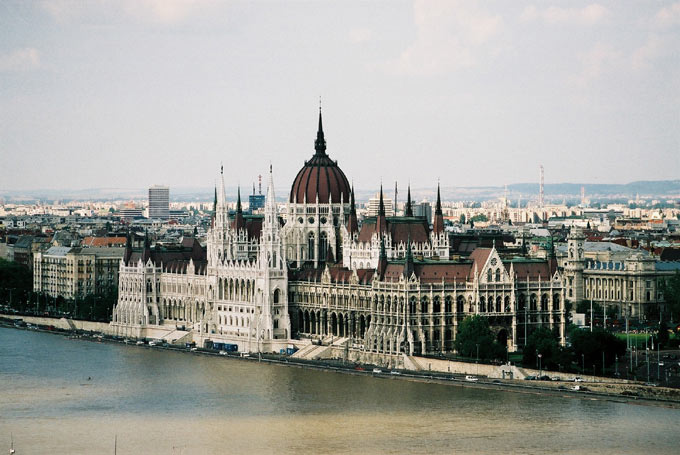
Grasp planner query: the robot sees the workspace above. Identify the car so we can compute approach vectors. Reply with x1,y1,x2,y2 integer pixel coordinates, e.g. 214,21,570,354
538,375,551,381
658,361,664,366
573,377,584,382
240,353,250,358
390,370,400,375
148,341,158,346
372,368,382,374
551,376,561,381
190,347,198,352
571,385,581,391
524,375,537,381
135,340,144,345
219,350,228,356
465,375,478,382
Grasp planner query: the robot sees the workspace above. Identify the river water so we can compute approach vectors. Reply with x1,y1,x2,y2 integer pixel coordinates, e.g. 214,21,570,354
1,327,678,454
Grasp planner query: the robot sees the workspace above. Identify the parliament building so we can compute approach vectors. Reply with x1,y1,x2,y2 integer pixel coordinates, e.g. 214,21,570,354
112,111,567,361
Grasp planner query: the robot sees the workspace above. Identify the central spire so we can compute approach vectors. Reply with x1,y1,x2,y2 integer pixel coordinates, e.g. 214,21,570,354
314,106,327,156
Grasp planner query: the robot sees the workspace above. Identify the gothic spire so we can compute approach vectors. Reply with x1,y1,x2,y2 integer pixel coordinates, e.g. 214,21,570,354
405,184,413,217
378,184,385,217
347,184,359,235
433,181,444,234
314,107,327,156
236,186,242,213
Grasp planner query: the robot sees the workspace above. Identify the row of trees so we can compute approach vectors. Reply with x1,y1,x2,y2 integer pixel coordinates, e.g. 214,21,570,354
453,315,627,374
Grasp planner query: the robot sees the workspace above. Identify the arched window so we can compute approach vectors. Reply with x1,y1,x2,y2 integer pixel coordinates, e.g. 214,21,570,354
308,232,315,260
495,268,501,282
273,289,280,304
487,269,492,282
319,232,328,262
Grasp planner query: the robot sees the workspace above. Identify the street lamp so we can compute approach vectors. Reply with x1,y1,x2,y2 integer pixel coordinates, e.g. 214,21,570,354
476,343,479,375
538,353,542,378
581,353,585,374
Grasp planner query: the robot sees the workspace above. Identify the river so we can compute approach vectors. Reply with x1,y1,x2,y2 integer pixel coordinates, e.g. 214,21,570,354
1,327,678,454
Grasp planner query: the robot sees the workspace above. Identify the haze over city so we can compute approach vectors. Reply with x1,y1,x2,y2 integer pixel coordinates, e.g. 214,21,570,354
1,0,679,192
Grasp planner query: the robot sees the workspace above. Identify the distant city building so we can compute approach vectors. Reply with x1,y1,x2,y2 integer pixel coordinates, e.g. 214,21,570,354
148,185,169,220
119,208,144,220
414,201,432,224
249,194,265,213
367,192,394,217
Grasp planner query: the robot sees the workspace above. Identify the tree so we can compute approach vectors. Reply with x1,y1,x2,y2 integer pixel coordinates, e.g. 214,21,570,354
454,315,506,360
656,321,670,348
459,214,466,224
569,327,626,372
523,327,571,371
660,271,680,322
470,214,489,223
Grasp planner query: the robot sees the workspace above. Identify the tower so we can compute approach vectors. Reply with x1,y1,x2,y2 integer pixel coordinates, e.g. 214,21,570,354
257,165,290,341
564,227,586,308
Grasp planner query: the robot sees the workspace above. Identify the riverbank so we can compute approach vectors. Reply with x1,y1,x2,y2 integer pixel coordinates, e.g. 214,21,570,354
3,317,679,409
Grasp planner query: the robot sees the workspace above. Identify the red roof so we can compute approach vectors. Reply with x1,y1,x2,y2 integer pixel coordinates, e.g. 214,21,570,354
82,236,126,247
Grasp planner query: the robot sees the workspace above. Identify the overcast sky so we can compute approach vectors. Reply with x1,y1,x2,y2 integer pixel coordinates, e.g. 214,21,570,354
1,0,679,193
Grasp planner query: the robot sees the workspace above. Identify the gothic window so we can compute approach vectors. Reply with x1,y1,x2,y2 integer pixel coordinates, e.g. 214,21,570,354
495,269,501,282
308,233,315,260
274,289,280,304
319,232,328,262
487,269,492,282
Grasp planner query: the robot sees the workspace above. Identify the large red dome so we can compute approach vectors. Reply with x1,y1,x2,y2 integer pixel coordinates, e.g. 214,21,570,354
289,112,351,204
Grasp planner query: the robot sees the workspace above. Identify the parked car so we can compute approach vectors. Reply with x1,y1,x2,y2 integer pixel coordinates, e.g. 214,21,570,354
372,368,382,374
465,375,479,382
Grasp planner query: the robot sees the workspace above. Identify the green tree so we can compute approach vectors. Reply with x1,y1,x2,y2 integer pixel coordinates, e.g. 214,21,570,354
523,327,571,371
569,327,626,372
0,258,33,310
660,271,680,322
454,315,506,360
656,321,670,348
470,214,489,223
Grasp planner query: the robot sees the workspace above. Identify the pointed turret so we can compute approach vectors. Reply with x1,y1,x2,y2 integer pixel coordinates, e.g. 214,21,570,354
376,184,387,234
234,186,245,231
124,230,133,264
405,184,413,217
433,182,444,234
347,185,359,235
314,108,326,156
142,230,151,263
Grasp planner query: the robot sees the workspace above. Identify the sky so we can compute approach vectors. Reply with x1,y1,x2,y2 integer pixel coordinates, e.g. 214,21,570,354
1,0,679,194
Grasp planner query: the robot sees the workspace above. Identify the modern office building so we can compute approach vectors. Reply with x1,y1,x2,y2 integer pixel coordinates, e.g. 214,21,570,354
148,185,169,220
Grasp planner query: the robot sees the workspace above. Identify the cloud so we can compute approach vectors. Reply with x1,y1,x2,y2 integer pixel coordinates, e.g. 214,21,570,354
571,43,621,86
348,28,373,44
0,48,41,72
384,0,503,76
655,2,680,28
41,0,221,25
521,4,609,26
631,34,667,70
